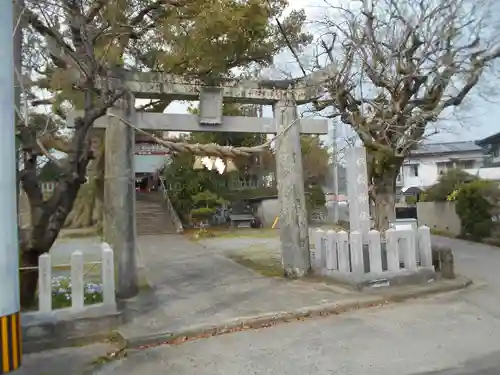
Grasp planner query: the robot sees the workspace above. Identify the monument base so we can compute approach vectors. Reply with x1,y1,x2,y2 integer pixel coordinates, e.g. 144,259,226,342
311,241,437,292
312,266,437,292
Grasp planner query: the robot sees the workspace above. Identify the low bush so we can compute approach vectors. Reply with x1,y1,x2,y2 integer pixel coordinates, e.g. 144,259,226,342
405,195,418,205
455,180,497,241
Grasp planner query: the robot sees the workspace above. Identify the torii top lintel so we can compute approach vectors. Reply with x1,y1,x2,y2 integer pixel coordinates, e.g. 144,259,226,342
117,64,336,105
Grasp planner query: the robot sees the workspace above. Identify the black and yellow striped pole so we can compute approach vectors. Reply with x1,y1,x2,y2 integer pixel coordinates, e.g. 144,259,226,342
0,314,21,373
0,0,22,372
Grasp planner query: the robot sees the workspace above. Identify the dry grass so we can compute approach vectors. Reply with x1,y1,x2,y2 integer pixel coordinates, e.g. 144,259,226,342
226,244,283,277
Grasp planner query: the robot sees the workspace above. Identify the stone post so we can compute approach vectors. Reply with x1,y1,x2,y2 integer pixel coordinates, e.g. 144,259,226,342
273,93,311,277
385,228,400,272
314,228,326,269
101,243,116,306
337,231,350,273
350,231,364,274
401,229,417,271
417,225,433,267
71,250,84,310
38,253,52,313
104,92,139,299
367,230,383,273
325,230,338,270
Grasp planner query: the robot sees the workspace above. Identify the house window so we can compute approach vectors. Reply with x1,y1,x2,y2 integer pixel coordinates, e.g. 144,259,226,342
437,161,453,175
410,164,419,177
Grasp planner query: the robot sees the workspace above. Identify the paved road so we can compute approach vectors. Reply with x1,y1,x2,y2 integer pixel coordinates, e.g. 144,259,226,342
93,290,500,375
117,235,357,341
67,235,499,375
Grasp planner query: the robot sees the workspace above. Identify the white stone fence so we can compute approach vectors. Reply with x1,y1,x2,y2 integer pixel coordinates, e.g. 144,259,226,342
309,226,433,275
35,243,116,313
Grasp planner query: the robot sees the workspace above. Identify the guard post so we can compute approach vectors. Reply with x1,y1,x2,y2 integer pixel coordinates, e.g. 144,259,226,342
0,0,22,372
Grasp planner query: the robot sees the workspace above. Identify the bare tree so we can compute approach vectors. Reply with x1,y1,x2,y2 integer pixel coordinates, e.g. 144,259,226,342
313,0,500,230
18,0,192,307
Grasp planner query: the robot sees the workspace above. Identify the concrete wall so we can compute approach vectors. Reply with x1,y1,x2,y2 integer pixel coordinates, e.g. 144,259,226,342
254,198,350,228
417,201,461,235
464,166,500,181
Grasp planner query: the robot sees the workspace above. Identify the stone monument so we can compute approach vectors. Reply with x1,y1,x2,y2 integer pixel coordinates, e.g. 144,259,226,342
345,146,371,239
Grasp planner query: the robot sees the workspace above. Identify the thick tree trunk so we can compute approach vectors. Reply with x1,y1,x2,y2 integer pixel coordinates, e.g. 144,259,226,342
19,140,96,308
64,137,104,230
17,68,123,308
20,179,84,308
64,180,103,229
372,169,398,232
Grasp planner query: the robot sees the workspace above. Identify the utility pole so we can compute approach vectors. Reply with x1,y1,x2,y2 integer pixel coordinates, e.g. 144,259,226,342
0,0,22,373
331,119,339,224
13,0,24,252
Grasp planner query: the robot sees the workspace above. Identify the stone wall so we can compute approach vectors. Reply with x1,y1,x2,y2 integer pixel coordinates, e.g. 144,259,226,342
417,201,461,236
253,198,340,228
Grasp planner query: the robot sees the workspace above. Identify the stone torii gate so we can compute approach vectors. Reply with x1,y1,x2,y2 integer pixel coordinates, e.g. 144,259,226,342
70,69,333,298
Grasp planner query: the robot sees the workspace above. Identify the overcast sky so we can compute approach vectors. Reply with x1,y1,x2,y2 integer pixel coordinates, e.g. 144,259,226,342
159,0,500,145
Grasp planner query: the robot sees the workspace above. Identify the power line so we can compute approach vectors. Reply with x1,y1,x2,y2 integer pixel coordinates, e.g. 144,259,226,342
265,0,307,77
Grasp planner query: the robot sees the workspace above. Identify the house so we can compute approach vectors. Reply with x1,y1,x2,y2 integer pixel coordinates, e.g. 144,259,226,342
398,141,486,193
477,131,500,166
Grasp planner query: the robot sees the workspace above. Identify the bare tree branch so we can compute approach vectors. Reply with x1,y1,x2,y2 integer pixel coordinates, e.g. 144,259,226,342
310,0,500,229
86,0,106,22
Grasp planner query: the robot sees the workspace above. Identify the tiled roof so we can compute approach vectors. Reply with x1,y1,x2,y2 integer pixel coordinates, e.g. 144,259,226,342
411,141,482,155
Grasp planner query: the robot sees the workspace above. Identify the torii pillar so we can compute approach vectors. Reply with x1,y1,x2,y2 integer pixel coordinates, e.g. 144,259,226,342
274,93,311,276
103,92,139,299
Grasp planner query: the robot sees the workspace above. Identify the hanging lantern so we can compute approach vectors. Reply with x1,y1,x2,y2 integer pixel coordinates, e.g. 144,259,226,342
193,156,204,170
226,158,238,172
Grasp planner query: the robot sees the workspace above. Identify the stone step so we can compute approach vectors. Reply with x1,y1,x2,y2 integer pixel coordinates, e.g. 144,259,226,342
137,226,175,234
136,202,166,207
137,213,169,217
137,225,174,230
137,222,174,227
136,194,165,203
137,228,175,234
135,192,179,235
136,222,173,230
136,204,165,210
137,210,170,214
136,211,170,216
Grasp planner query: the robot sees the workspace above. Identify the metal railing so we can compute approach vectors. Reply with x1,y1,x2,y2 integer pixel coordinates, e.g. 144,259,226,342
159,178,184,233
